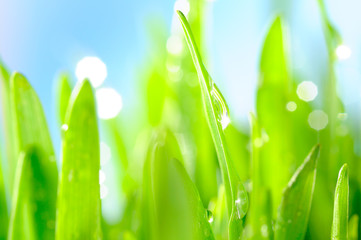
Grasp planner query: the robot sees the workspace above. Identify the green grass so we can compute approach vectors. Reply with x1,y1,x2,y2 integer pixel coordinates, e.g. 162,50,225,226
0,2,358,240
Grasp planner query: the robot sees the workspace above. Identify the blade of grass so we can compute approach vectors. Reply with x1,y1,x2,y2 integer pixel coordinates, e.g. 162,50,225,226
0,61,17,190
257,16,294,216
11,72,58,238
144,130,214,240
275,145,320,240
246,113,273,240
55,80,102,240
56,72,73,125
8,146,55,240
331,164,349,240
177,10,248,239
0,153,7,239
348,214,358,240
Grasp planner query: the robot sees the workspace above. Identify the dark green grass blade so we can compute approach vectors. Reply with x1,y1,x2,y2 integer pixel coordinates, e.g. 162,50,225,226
11,72,58,239
177,10,248,239
56,72,73,125
143,130,214,240
8,146,56,240
275,145,320,240
331,164,349,240
56,80,102,240
0,154,7,240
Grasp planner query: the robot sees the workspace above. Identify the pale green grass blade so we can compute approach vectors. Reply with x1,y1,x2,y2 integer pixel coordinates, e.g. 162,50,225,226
246,113,273,240
145,130,214,240
11,72,58,238
56,80,102,240
0,62,17,189
331,164,349,240
275,145,320,240
177,10,248,239
257,17,294,217
56,72,73,125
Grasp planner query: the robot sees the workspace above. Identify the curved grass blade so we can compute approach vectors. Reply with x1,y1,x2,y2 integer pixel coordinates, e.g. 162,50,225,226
143,130,214,240
177,10,248,239
56,72,73,125
55,80,102,240
275,145,320,240
8,146,56,240
11,73,58,238
331,164,349,240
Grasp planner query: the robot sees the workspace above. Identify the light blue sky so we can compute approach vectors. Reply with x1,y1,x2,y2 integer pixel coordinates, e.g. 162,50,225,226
1,0,361,136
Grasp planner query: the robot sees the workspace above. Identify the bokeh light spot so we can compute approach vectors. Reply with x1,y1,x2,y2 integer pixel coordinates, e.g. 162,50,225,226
96,88,122,120
76,56,107,88
297,81,318,102
308,110,328,131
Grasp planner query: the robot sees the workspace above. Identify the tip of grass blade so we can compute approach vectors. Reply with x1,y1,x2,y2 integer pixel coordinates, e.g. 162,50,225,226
11,72,31,90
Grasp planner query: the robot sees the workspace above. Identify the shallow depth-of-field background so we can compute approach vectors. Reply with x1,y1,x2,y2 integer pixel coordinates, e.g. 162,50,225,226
1,0,361,239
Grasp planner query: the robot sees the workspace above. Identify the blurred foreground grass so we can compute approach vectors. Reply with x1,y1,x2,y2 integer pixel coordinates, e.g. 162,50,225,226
0,1,359,240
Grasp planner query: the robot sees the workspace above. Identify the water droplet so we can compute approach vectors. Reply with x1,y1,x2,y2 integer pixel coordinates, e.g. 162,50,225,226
336,44,351,60
210,84,230,130
297,81,318,102
286,101,297,112
308,110,328,131
206,210,214,223
234,188,248,219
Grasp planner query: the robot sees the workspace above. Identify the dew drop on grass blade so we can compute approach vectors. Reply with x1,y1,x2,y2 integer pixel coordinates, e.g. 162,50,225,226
142,129,215,240
331,164,349,240
275,145,320,240
177,10,248,240
11,72,58,239
55,80,102,240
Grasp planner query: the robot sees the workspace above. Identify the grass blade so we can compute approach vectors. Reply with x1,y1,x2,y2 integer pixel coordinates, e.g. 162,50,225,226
348,214,358,240
275,145,320,240
56,72,73,125
55,80,102,240
331,164,349,240
246,113,273,240
177,10,248,239
143,130,214,240
0,155,7,239
8,146,55,240
11,72,58,238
